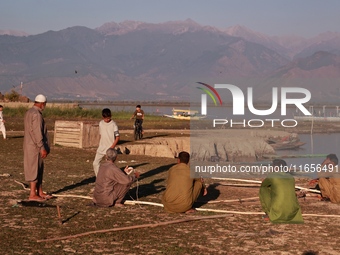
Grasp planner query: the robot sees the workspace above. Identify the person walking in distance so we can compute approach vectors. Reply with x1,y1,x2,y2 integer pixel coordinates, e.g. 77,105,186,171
0,105,7,140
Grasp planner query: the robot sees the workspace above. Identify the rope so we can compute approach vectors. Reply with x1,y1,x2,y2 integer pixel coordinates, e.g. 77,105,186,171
127,171,143,209
14,180,30,190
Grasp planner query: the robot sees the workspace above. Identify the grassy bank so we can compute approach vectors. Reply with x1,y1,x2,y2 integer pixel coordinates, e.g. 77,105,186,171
3,105,340,134
3,106,190,132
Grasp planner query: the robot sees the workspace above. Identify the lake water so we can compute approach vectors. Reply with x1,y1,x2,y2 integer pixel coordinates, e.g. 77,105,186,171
79,103,174,115
79,103,339,119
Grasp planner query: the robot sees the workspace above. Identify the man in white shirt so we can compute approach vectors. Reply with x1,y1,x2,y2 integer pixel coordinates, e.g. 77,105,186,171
93,108,120,176
0,105,6,140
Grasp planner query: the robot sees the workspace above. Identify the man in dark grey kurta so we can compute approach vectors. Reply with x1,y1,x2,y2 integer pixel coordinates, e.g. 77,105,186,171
93,148,139,207
23,94,50,201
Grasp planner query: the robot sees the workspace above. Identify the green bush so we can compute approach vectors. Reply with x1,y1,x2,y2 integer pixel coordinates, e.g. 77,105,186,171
4,90,20,102
3,106,136,120
3,106,29,117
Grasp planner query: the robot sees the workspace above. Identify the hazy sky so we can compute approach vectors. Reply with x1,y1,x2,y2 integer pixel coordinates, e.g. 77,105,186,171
1,0,340,37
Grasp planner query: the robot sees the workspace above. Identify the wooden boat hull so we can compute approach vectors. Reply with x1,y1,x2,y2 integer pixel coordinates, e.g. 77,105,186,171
163,114,205,120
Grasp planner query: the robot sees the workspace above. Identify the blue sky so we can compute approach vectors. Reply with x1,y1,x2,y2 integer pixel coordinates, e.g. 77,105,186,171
1,0,340,37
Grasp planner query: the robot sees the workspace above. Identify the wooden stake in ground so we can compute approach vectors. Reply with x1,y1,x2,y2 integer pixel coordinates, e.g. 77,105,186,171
37,214,233,243
57,205,62,225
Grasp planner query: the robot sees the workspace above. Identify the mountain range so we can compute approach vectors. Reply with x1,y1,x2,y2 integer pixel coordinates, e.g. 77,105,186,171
0,19,340,103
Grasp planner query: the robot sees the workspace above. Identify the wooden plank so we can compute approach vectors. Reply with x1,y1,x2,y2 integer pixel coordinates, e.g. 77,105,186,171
79,122,83,148
55,132,81,137
55,122,81,127
55,128,81,132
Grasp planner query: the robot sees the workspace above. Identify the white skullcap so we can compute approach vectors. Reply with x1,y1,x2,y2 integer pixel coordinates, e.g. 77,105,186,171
35,94,47,103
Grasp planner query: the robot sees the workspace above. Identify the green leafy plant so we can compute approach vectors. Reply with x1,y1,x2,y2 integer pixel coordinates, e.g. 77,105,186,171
4,90,20,102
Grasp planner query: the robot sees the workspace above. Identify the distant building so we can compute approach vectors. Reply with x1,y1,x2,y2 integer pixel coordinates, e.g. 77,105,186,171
19,95,30,102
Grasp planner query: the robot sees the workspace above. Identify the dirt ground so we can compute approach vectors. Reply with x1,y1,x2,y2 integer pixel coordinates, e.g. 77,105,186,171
1,121,340,254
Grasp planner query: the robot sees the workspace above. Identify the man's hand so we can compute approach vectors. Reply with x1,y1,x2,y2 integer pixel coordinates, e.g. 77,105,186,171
200,177,207,196
309,179,318,186
40,149,48,159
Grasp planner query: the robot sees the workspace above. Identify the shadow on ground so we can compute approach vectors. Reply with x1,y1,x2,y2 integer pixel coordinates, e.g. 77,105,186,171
138,163,174,181
194,183,221,208
52,177,96,194
127,178,165,200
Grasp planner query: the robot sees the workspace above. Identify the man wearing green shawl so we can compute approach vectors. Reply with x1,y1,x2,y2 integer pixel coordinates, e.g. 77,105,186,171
259,159,304,224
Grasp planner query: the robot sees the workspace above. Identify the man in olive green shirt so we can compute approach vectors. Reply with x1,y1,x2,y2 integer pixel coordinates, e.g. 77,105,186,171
162,151,207,213
316,154,340,203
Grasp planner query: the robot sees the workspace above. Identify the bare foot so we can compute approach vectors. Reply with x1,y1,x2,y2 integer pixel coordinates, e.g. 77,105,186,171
39,193,53,200
262,214,269,221
114,203,125,208
185,208,196,214
28,196,46,202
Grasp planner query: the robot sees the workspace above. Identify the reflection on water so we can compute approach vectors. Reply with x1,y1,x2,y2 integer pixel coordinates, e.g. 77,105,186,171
276,133,340,178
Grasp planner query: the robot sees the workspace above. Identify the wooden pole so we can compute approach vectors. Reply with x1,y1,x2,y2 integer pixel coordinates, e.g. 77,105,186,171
52,194,92,200
37,214,232,243
212,177,321,194
57,205,62,225
204,197,259,204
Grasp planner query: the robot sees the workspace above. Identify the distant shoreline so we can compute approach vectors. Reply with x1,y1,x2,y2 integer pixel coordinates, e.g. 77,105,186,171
1,102,79,108
2,100,339,109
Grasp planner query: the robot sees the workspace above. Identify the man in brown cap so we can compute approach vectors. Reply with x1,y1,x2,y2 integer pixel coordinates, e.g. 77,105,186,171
23,94,51,201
